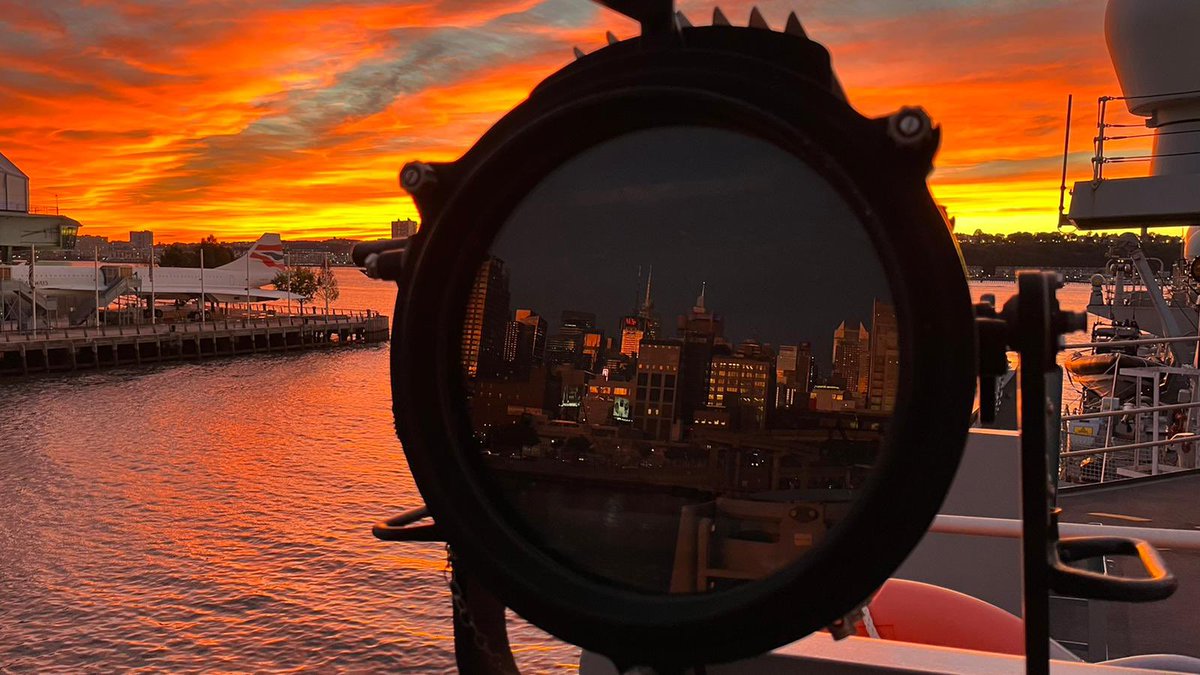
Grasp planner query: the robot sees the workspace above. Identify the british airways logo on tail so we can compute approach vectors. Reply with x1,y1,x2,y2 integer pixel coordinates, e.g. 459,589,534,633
251,245,284,268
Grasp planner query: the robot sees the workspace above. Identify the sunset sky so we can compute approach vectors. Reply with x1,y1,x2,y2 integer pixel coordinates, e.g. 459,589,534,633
0,0,1149,242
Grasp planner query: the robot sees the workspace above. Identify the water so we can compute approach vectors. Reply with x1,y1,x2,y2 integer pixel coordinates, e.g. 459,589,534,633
971,280,1099,412
0,275,1091,672
0,270,573,673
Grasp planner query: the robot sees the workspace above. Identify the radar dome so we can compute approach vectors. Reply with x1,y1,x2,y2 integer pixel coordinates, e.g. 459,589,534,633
1106,0,1200,117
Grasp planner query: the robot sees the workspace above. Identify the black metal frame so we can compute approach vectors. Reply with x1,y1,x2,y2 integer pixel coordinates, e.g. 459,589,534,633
985,271,1177,675
384,17,978,669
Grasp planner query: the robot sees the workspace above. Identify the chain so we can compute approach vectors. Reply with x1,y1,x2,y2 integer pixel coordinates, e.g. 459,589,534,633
445,544,518,674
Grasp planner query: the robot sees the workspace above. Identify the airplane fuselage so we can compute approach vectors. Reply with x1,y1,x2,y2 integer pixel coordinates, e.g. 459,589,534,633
1,262,285,302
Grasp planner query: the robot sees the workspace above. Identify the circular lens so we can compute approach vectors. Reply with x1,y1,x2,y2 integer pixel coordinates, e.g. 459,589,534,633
459,126,898,594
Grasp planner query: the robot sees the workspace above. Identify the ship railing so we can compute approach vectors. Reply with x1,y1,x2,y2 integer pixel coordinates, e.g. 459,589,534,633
1091,92,1200,183
1071,334,1200,349
930,514,1200,552
1061,333,1200,484
0,308,381,342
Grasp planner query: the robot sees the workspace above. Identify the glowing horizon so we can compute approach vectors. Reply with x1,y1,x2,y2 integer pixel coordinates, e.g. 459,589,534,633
0,1,1152,243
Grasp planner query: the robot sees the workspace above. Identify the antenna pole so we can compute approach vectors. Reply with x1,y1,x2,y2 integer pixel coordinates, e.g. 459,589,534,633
150,246,156,325
200,248,206,325
1057,94,1073,228
30,245,36,337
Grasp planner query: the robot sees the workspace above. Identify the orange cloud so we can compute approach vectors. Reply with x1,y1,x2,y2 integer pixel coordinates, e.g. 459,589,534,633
0,1,1153,242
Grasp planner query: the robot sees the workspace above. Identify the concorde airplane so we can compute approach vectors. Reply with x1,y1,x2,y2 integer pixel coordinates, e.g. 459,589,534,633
2,233,291,306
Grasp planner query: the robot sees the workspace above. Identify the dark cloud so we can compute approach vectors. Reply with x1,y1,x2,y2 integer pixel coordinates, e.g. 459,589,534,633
125,1,593,201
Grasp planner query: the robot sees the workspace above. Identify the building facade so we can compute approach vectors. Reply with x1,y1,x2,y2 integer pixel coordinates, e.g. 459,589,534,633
633,340,682,440
867,300,900,413
461,257,511,378
391,218,419,240
832,321,870,404
706,353,773,431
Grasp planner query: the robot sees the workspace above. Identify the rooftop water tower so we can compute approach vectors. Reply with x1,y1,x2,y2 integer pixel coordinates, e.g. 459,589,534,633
1066,0,1200,253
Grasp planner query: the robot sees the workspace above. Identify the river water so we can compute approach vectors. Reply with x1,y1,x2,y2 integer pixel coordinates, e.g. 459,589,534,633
0,274,1091,672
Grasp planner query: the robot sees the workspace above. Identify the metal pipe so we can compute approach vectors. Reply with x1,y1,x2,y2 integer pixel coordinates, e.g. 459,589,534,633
931,514,1200,551
1061,435,1196,458
30,245,36,337
1071,334,1200,348
1063,399,1200,421
200,248,206,324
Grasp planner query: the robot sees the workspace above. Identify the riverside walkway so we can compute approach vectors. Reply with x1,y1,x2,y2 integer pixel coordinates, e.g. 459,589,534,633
0,308,388,377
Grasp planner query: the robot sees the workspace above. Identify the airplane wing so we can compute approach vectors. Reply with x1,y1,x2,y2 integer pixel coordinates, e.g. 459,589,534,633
208,289,289,303
148,285,289,302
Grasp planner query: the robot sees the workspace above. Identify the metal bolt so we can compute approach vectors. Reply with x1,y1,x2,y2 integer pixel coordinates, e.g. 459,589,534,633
888,106,934,148
898,115,921,136
399,161,437,193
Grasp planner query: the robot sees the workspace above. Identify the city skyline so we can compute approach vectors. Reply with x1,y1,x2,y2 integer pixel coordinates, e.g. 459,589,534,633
492,126,891,364
1,1,1147,241
461,247,900,439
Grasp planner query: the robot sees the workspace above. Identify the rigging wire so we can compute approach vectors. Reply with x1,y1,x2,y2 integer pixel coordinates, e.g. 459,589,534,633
1110,87,1200,101
1103,128,1200,142
1100,150,1200,163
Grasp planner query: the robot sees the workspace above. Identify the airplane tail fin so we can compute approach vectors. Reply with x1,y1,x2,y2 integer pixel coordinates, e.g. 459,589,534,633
218,233,285,283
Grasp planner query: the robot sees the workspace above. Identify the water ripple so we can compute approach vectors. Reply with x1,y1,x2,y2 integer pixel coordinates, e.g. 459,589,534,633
0,272,575,673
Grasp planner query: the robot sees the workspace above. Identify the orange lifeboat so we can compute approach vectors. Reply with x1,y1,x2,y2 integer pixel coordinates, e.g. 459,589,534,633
851,578,1025,655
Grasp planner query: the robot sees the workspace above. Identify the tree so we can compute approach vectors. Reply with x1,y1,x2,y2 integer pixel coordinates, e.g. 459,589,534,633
314,263,340,315
272,268,319,311
199,235,236,267
157,235,235,268
158,243,197,267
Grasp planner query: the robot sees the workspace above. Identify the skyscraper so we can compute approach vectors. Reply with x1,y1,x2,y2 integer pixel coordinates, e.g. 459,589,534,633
515,309,547,365
776,344,798,409
633,340,681,440
796,341,815,394
619,316,645,357
461,257,511,378
677,283,723,425
637,265,660,340
580,329,605,372
130,230,154,254
867,300,900,412
707,353,773,431
546,310,596,366
832,321,870,403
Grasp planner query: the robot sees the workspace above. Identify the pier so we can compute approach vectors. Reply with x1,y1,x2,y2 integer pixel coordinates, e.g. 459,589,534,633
0,309,389,377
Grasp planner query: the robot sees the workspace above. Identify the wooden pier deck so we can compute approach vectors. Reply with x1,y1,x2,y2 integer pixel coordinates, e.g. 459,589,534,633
0,311,389,377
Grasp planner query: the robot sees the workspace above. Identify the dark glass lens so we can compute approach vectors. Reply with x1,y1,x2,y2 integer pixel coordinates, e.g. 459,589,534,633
460,127,898,593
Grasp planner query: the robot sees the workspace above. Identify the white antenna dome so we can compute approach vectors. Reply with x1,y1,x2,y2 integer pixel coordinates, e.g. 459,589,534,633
1106,0,1200,117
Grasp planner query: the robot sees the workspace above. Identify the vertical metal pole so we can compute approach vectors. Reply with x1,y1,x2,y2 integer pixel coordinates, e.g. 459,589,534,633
1016,272,1051,675
1152,374,1161,475
1058,94,1073,227
94,247,100,328
285,252,291,317
30,245,36,337
200,248,206,324
246,245,251,324
150,247,156,325
1094,97,1108,183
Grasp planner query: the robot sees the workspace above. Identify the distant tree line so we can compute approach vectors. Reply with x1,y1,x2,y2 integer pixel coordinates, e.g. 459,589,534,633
957,231,1184,274
158,235,237,268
